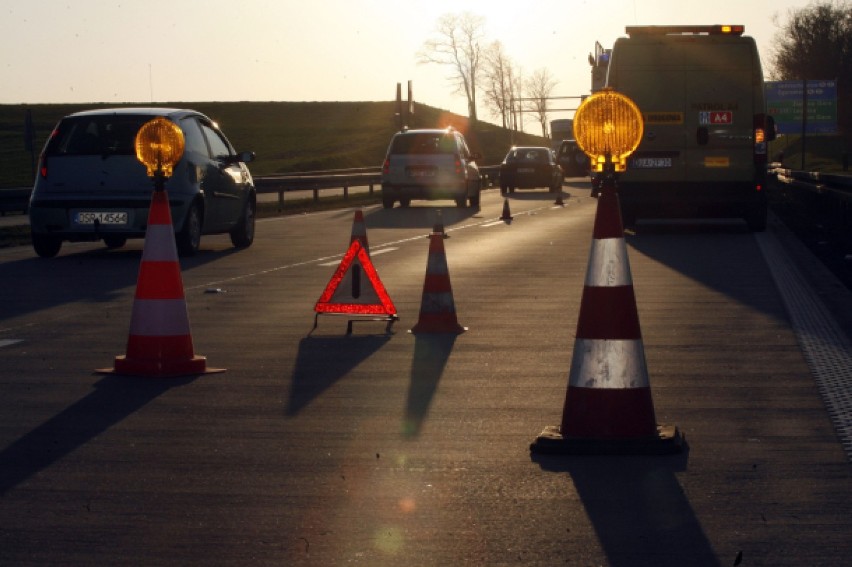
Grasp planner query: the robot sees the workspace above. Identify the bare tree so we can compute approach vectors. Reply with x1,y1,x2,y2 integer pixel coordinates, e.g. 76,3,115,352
770,1,852,132
482,41,517,129
525,68,558,138
418,12,486,122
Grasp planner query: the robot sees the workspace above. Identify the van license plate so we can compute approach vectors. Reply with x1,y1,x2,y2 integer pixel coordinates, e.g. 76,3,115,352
630,157,672,169
408,168,435,178
75,212,128,225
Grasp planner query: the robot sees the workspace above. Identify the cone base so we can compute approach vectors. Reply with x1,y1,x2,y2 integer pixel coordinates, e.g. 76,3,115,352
97,355,225,378
530,424,684,455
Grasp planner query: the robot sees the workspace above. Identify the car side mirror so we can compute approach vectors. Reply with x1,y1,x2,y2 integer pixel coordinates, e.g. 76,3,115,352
221,151,256,165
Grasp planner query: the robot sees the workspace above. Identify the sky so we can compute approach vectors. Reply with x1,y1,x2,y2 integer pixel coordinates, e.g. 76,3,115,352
0,0,817,131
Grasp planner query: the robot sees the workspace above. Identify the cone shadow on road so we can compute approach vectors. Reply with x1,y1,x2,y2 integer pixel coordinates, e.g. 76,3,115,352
532,449,719,566
0,375,193,496
288,335,390,416
403,334,457,438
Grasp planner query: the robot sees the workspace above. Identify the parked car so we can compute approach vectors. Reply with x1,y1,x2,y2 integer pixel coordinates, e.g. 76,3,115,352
28,107,256,258
380,127,482,208
556,139,590,177
499,146,563,194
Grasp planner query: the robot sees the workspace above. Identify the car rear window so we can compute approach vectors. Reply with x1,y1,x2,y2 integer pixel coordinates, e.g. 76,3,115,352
507,149,548,162
45,115,151,157
390,133,457,155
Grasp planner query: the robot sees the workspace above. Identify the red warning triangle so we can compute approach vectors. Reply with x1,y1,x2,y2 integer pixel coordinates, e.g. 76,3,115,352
315,239,396,316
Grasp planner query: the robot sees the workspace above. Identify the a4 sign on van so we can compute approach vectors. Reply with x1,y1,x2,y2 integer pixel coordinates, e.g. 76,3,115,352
699,111,733,125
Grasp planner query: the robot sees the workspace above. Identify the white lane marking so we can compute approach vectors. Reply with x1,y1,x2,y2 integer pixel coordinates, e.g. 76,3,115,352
0,339,23,348
187,203,557,291
317,247,398,266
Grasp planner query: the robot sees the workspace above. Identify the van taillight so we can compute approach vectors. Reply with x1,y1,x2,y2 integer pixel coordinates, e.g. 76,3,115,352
753,114,767,165
382,158,390,175
39,155,48,178
455,158,463,175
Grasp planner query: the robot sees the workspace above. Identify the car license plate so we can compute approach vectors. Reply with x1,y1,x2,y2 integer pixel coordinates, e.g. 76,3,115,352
408,168,435,178
630,157,672,169
74,211,128,225
517,168,535,173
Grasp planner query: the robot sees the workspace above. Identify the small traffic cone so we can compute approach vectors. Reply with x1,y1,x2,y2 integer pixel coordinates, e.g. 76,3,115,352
410,230,466,334
432,209,448,238
531,183,681,454
350,209,369,253
500,198,513,221
99,190,224,378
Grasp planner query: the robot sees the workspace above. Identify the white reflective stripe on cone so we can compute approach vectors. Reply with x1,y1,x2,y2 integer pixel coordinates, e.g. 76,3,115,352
128,299,192,336
584,237,633,287
141,225,179,262
568,338,650,389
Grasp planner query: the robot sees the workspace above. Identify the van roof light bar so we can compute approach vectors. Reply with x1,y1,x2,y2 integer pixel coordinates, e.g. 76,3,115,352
625,25,744,36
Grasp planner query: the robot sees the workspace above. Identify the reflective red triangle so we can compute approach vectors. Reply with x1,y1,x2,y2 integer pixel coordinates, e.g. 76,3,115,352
314,240,396,316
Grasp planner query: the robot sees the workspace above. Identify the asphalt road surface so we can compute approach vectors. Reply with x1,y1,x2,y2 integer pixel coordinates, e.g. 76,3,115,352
1,181,850,566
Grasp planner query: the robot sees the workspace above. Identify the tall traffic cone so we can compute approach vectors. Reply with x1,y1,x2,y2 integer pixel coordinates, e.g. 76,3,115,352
500,198,513,221
531,183,682,454
98,190,224,377
350,208,369,253
410,226,466,334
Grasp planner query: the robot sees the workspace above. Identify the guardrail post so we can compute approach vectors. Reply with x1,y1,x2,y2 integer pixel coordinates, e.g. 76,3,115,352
344,184,349,199
278,190,284,212
313,185,319,202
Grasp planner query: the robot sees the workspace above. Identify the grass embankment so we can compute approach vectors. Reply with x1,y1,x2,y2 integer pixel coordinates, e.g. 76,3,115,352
0,100,548,188
0,100,548,249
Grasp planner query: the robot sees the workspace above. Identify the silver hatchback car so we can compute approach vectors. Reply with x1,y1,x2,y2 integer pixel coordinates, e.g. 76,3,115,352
380,127,481,208
28,107,256,257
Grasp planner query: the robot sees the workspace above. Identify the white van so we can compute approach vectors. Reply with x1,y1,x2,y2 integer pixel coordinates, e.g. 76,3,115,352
604,25,776,230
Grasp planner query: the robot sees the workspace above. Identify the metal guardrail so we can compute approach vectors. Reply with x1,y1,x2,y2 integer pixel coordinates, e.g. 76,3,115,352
770,166,852,248
0,165,504,215
253,165,501,209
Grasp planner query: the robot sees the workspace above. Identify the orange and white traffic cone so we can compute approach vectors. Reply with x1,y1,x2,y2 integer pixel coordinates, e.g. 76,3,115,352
99,190,224,378
531,184,682,454
350,209,369,254
500,198,513,221
410,226,466,334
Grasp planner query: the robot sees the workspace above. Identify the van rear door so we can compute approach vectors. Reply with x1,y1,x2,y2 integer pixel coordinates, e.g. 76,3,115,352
682,39,756,185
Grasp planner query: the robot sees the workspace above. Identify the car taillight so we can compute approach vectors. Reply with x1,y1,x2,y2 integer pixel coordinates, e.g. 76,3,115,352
455,157,463,175
382,158,390,175
39,128,60,179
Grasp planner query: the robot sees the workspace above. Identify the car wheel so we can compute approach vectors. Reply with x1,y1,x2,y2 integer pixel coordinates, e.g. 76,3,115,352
399,198,411,208
745,206,767,232
455,197,466,208
103,236,127,249
500,185,507,195
32,233,62,258
469,187,481,207
229,197,256,248
176,202,202,256
382,196,394,209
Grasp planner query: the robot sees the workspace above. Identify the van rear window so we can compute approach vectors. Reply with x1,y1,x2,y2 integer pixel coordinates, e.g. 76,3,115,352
617,40,753,70
46,115,150,157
